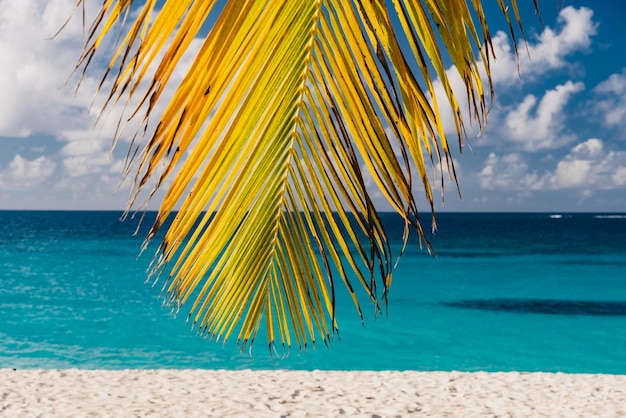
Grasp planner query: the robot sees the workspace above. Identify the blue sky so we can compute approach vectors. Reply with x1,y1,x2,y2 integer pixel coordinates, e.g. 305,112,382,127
1,1,625,212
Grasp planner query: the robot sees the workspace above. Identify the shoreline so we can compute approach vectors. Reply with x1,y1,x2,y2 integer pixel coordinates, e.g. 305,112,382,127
2,369,625,417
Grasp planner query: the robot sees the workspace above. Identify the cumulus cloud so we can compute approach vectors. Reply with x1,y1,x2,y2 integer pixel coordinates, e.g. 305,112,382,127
431,6,597,137
0,3,617,212
0,155,57,190
0,0,201,142
592,68,626,135
549,139,626,189
503,81,584,151
479,139,626,191
0,0,204,208
478,152,543,190
514,7,596,78
0,0,99,137
488,6,596,84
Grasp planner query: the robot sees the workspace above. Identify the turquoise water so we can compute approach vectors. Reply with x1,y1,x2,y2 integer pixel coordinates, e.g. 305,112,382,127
1,211,625,373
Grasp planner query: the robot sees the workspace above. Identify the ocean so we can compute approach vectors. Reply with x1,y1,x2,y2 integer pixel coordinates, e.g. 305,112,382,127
1,211,625,373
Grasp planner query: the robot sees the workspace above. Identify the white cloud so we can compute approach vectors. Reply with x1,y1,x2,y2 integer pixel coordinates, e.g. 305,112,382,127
571,138,604,158
0,3,619,213
488,7,596,86
0,0,199,143
596,69,626,95
516,6,596,77
479,139,626,191
62,154,112,178
0,155,57,190
0,0,100,137
478,152,543,190
503,81,584,151
432,6,597,139
549,138,626,189
613,167,626,186
0,0,204,209
593,68,626,133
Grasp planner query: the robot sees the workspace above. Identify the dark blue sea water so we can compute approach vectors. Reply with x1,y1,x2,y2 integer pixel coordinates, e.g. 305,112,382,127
1,211,625,373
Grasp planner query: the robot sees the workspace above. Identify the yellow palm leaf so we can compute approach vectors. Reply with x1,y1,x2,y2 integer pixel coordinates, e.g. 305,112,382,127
76,0,536,350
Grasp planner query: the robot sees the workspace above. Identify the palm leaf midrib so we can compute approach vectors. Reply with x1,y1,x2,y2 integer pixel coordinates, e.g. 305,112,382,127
76,0,537,350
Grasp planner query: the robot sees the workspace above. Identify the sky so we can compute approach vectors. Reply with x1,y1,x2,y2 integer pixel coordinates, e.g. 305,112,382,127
1,1,626,212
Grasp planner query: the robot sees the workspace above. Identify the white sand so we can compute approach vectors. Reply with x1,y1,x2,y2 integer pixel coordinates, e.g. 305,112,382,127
1,369,625,417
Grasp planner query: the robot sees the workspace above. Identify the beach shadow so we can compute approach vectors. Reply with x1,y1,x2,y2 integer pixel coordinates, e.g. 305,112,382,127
441,299,626,316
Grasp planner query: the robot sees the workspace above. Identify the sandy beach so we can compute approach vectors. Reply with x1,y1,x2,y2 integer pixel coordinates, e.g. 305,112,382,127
1,369,625,417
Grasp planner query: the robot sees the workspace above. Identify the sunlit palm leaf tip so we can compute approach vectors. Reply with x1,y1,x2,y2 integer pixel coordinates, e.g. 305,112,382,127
76,0,537,350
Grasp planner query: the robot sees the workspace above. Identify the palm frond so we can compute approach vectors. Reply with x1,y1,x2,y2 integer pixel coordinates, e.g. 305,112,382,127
76,0,535,350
